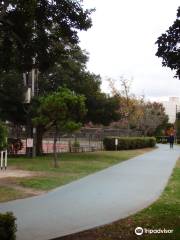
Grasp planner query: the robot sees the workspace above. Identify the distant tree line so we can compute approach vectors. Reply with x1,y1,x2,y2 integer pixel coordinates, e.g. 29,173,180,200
107,77,169,136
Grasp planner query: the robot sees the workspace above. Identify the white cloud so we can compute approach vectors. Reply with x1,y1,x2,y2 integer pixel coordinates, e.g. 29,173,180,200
79,0,180,99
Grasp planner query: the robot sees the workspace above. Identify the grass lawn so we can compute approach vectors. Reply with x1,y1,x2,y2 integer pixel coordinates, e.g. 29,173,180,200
54,159,180,240
0,186,30,202
0,148,152,202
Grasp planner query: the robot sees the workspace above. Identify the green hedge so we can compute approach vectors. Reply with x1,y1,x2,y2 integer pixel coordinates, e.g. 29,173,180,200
156,136,168,144
103,137,156,150
0,212,17,240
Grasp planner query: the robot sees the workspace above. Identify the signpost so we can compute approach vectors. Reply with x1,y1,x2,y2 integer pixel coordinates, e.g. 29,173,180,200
27,138,33,148
115,138,118,151
26,138,33,157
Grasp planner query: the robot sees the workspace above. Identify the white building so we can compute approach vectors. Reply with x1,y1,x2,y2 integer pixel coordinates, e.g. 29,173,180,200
161,97,180,123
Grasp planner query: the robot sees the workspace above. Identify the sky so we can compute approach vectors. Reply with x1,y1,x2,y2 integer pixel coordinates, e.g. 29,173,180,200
78,0,180,102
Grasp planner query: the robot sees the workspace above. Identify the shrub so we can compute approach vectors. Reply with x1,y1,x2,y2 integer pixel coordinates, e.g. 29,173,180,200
72,141,80,148
103,137,156,150
71,141,80,153
8,138,23,154
156,136,168,144
0,212,17,240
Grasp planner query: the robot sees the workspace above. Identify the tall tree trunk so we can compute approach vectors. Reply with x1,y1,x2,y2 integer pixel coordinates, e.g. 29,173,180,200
36,126,45,156
53,125,58,168
68,140,72,152
127,118,130,137
26,119,33,157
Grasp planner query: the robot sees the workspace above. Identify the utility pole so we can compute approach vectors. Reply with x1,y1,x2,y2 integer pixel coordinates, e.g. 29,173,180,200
31,62,36,157
31,59,38,157
24,59,38,157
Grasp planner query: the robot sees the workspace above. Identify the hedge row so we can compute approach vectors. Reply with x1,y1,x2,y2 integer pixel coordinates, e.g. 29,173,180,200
103,137,156,150
156,136,180,144
156,136,168,144
0,212,17,240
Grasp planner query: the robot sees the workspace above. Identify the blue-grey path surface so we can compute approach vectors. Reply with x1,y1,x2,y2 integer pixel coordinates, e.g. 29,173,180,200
0,144,179,240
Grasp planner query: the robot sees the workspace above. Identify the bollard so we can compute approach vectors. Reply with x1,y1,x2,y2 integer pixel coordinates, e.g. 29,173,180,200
0,151,3,170
0,150,7,170
5,150,7,170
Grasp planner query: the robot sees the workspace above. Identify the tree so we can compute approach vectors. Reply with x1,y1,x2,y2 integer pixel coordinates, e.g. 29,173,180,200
38,45,99,97
0,44,120,155
0,70,29,143
34,50,120,154
0,122,7,150
32,87,86,167
0,0,94,72
108,77,168,135
0,0,94,156
107,76,139,131
36,64,102,154
175,112,180,138
139,101,168,136
85,92,120,126
0,71,26,124
41,64,121,126
156,6,180,79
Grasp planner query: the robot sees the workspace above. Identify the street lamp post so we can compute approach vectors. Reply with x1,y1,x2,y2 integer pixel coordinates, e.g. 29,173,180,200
31,62,37,158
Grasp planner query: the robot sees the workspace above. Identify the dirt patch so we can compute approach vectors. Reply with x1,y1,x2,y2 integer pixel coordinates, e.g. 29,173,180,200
0,168,46,197
0,168,38,179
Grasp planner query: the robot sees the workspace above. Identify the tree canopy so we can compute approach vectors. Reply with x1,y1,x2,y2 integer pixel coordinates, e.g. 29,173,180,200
156,6,180,79
0,71,26,124
138,101,168,136
33,87,86,131
38,47,120,125
0,122,7,150
0,0,93,72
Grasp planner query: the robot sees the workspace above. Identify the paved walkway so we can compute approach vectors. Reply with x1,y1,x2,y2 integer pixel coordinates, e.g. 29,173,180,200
0,144,179,240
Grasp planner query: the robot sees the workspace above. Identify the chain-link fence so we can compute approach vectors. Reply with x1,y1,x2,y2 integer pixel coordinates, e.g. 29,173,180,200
8,127,143,155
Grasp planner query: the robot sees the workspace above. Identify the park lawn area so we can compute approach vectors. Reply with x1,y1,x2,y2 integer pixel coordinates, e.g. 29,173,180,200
56,159,180,240
0,148,153,202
